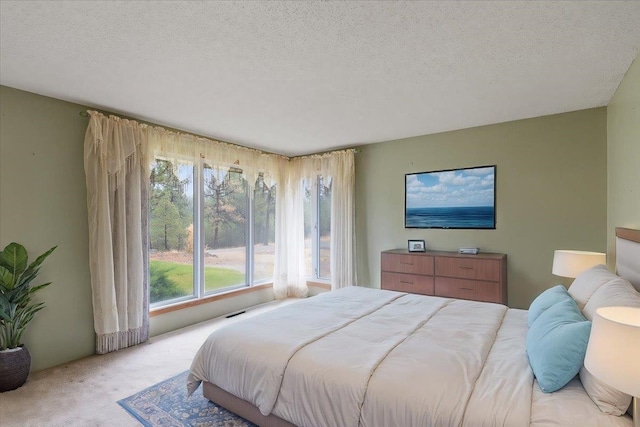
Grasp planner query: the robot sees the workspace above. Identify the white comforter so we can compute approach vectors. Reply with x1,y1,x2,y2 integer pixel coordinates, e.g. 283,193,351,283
188,287,631,427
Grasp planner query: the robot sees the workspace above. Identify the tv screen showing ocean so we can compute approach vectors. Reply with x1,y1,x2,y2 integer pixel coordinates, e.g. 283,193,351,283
405,206,495,229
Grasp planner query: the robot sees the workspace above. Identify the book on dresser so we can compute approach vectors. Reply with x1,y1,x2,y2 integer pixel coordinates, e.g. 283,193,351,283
380,249,507,305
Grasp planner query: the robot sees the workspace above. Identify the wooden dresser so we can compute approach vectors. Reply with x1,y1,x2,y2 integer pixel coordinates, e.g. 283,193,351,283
381,249,507,305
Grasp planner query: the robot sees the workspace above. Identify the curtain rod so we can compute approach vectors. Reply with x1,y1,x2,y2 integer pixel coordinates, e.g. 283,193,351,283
79,110,360,157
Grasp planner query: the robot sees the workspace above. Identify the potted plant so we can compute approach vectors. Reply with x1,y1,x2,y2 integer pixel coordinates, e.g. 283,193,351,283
0,242,56,392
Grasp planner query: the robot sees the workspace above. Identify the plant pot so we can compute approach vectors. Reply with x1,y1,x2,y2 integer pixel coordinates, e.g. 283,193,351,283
0,346,31,392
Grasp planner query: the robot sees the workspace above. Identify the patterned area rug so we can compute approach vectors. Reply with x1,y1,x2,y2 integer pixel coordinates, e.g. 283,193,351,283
118,370,257,427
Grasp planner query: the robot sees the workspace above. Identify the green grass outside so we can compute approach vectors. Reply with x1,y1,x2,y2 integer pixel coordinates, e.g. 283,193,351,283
150,259,245,294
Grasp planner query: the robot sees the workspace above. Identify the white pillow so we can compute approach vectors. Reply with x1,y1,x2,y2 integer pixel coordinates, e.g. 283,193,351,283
580,367,631,416
567,265,617,310
579,277,640,415
582,276,640,321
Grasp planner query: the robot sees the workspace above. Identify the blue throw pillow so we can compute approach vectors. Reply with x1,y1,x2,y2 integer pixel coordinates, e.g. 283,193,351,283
528,285,572,327
526,297,591,393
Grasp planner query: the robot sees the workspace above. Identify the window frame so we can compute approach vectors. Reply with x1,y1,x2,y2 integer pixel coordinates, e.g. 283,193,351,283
149,156,273,309
305,175,332,282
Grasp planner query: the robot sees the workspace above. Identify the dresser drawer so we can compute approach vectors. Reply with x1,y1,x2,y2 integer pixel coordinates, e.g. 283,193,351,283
435,277,502,304
381,253,434,275
435,257,500,281
381,272,434,295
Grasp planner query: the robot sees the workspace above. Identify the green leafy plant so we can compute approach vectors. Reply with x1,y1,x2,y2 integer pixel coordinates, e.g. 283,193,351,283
149,264,185,303
0,243,56,350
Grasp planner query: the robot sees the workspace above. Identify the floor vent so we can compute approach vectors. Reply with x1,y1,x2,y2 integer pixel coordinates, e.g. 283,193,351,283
226,310,246,319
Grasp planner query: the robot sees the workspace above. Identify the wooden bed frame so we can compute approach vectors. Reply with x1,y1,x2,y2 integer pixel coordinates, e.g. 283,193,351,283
615,227,640,291
201,227,640,426
203,381,294,427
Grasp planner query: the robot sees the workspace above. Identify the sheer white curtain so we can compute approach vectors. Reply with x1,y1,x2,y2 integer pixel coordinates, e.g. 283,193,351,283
273,149,357,297
146,128,283,191
273,162,308,299
84,112,149,354
329,150,356,289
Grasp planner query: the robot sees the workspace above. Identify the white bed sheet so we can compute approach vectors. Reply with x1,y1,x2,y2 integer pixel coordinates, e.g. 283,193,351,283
188,286,632,427
531,377,631,427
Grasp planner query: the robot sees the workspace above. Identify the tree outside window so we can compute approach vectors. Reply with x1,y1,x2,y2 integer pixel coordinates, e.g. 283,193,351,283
148,158,277,307
149,159,194,304
304,176,332,280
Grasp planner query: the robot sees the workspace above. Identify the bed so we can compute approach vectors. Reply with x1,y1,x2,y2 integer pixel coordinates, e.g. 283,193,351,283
188,228,640,427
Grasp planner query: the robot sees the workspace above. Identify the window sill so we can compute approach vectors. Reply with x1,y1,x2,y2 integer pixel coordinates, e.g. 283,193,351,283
150,283,273,317
307,280,331,290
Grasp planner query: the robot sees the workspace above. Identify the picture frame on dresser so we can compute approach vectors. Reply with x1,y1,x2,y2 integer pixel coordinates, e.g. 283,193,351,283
408,240,426,252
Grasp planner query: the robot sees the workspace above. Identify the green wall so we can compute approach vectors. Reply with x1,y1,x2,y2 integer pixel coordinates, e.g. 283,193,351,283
355,108,608,309
0,86,274,371
0,86,95,370
607,54,640,263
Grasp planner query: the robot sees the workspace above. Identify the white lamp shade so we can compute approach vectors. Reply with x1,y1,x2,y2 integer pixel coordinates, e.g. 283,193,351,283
584,306,640,397
552,250,606,278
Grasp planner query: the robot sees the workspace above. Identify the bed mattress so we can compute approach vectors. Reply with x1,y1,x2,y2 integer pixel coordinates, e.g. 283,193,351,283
188,286,631,427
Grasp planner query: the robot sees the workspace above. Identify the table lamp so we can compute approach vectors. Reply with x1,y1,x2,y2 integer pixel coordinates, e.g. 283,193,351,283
584,306,640,427
552,250,606,278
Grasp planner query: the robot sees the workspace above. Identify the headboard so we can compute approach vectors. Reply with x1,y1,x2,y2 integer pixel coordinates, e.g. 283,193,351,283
615,227,640,292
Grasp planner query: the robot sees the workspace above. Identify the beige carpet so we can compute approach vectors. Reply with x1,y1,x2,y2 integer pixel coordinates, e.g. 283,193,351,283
0,299,295,427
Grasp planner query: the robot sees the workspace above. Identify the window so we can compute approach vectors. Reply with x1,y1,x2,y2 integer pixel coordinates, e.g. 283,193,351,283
253,175,276,282
304,176,332,280
149,156,276,307
149,159,195,304
203,164,247,293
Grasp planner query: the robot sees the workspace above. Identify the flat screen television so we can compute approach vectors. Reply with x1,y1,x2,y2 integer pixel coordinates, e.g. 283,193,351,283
405,165,496,229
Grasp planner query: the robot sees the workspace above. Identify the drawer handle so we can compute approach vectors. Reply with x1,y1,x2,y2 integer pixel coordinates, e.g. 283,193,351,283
400,281,413,284
460,287,474,291
400,262,413,265
458,266,474,270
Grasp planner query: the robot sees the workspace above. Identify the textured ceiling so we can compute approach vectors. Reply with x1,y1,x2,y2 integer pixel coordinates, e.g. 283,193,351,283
1,1,639,156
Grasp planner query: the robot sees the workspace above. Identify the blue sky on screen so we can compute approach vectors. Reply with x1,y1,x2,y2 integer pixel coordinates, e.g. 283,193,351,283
406,167,494,208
